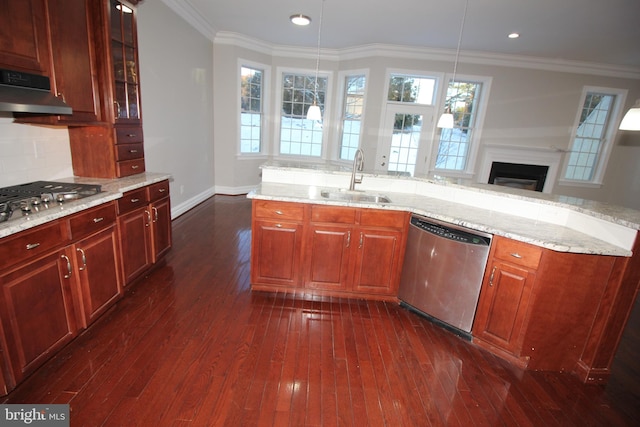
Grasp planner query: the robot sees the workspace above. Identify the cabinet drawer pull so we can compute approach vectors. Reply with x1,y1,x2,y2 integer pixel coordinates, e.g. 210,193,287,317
127,133,137,138
274,210,283,215
77,248,87,271
61,254,72,279
131,198,140,203
93,217,104,223
129,149,138,153
510,253,522,259
489,266,497,286
158,188,166,193
26,242,41,250
131,165,140,170
275,223,282,228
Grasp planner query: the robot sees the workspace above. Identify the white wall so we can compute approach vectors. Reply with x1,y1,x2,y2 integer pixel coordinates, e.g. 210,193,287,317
212,37,640,209
137,1,215,216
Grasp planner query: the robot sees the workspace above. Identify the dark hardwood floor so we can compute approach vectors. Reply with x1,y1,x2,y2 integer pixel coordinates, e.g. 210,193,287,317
3,195,639,426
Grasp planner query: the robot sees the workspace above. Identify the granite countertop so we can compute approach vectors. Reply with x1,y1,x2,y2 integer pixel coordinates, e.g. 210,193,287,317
249,162,640,257
0,172,172,239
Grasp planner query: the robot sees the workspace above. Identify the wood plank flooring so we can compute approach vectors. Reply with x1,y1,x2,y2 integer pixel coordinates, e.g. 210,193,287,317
3,195,639,426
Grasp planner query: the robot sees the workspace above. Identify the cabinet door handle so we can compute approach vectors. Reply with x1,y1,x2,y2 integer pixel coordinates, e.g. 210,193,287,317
152,206,158,223
510,253,522,259
489,266,497,286
359,232,364,249
77,248,87,271
145,210,151,227
61,254,72,279
26,242,41,250
93,217,104,223
346,231,351,248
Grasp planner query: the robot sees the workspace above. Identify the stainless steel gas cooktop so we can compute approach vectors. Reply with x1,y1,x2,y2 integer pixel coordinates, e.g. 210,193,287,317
0,181,102,223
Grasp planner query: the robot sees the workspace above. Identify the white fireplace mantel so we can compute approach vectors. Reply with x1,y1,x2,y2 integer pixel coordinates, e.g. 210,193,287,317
477,144,564,193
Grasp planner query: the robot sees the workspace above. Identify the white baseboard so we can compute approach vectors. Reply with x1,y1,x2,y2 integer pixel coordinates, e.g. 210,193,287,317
170,185,255,219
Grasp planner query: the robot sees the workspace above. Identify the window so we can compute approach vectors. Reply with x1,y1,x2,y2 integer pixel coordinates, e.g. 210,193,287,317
435,81,482,171
279,72,327,157
387,74,436,104
564,90,620,182
339,74,366,161
240,66,264,154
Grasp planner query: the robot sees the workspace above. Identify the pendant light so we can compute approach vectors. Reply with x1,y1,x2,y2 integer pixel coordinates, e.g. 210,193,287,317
619,99,640,131
306,0,324,121
437,0,469,129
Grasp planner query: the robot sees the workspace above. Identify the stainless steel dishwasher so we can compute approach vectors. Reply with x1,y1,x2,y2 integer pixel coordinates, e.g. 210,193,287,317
398,214,492,338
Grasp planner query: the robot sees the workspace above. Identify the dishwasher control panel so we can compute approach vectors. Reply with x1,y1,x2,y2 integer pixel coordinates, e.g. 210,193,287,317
410,216,491,246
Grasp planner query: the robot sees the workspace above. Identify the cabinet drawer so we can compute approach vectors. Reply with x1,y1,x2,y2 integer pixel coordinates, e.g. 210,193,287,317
148,180,170,202
118,188,149,214
493,236,543,269
115,126,143,144
116,143,144,161
0,221,70,271
69,202,117,240
117,158,146,177
254,201,304,221
311,205,356,224
359,209,407,229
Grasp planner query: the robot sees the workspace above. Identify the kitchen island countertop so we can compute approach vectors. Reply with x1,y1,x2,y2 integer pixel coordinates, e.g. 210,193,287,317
248,162,639,257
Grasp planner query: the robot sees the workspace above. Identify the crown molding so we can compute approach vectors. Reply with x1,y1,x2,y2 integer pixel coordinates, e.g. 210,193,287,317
160,0,216,40
213,31,640,80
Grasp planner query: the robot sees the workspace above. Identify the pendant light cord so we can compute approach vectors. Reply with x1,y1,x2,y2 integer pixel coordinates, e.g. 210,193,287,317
451,0,469,86
313,0,324,103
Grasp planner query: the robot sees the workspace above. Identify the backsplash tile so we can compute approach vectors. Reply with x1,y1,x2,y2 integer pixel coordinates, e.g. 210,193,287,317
0,117,73,187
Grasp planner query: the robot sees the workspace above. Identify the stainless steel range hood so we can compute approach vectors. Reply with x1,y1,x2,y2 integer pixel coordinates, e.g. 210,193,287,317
0,69,72,115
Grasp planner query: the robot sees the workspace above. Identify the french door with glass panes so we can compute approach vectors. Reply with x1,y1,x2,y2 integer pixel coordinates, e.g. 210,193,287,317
376,103,435,176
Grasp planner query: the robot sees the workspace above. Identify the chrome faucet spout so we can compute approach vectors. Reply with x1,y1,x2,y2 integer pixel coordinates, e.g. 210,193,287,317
349,149,364,191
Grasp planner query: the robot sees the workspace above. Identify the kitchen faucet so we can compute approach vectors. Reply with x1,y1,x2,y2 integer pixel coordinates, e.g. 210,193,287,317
349,148,364,191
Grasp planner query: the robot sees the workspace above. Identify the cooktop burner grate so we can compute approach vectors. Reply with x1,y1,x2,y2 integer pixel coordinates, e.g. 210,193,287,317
0,181,102,223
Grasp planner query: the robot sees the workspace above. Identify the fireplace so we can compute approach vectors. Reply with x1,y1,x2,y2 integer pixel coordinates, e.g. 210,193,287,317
488,162,549,192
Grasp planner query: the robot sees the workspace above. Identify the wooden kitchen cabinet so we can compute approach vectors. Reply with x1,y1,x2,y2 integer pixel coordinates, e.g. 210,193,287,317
68,203,123,328
117,181,172,284
305,206,406,297
68,0,146,178
0,0,51,75
250,200,408,299
251,200,305,288
14,0,103,126
0,250,78,388
472,236,541,366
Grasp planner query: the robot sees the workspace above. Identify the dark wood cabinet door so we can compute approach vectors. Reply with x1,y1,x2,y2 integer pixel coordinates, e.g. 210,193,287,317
45,0,101,124
0,0,50,74
151,197,172,262
352,228,403,295
74,226,122,328
0,251,77,385
473,261,534,354
251,220,303,287
306,225,351,291
118,207,152,284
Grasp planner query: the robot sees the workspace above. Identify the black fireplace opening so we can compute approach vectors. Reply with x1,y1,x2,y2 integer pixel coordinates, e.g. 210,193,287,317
488,162,549,192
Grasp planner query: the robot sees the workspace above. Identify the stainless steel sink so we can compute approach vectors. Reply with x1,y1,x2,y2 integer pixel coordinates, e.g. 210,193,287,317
320,189,391,204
